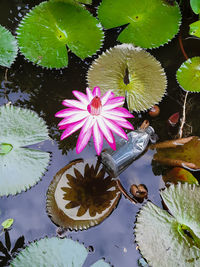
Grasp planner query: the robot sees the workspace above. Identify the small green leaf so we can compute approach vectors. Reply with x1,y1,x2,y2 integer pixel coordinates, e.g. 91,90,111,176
17,1,103,68
190,0,200,14
176,57,200,92
0,105,50,196
10,237,111,266
135,183,200,266
98,0,181,49
1,219,14,229
0,25,18,68
189,20,200,38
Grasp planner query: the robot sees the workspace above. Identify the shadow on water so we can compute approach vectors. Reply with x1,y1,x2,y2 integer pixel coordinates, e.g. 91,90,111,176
1,0,200,266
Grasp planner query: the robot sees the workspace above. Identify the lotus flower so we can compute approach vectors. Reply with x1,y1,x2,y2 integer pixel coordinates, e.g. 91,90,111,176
55,87,134,155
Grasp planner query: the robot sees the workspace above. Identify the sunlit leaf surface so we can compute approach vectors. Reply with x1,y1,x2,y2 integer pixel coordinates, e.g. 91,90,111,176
0,25,18,68
0,105,50,196
152,136,200,170
87,44,167,112
163,167,198,185
11,237,111,266
17,1,103,68
46,159,121,230
98,0,181,48
177,57,200,92
189,20,200,38
190,0,200,14
135,183,200,266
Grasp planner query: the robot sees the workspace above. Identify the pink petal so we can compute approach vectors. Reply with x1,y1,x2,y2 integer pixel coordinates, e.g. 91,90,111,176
105,107,134,118
81,116,96,133
103,117,128,140
96,116,114,143
93,122,103,155
115,119,134,130
60,119,87,140
76,126,92,154
86,87,93,102
105,131,116,151
101,90,113,105
58,112,88,126
92,87,101,97
55,108,81,118
103,96,125,111
62,99,86,110
72,91,89,105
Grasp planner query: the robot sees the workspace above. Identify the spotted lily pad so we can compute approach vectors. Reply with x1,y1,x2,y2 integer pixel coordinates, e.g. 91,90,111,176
163,167,198,185
176,57,200,92
87,44,167,112
17,1,103,68
0,105,50,196
151,136,200,170
98,0,181,49
189,21,200,38
11,237,111,266
135,183,200,266
0,25,18,68
46,159,121,230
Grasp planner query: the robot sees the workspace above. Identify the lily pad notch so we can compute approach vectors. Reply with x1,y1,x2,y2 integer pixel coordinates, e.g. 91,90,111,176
16,1,104,68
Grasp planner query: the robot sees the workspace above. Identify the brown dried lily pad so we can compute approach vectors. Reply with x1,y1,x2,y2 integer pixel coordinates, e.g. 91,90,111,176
46,159,121,230
151,136,200,170
163,167,198,185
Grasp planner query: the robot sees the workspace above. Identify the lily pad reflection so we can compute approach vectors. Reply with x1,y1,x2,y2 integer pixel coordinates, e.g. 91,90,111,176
46,159,121,230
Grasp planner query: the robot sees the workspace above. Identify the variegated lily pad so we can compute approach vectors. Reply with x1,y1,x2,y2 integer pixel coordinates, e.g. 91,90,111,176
11,237,111,267
176,57,200,92
98,0,181,49
46,159,121,230
0,25,18,68
135,183,200,266
0,105,50,196
17,1,103,68
87,44,167,112
163,167,198,185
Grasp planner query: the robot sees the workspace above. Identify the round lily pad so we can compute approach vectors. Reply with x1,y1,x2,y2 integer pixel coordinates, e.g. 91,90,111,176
17,1,103,68
0,25,18,68
11,237,111,267
46,159,121,230
87,44,167,112
0,105,50,196
98,0,181,49
135,183,200,266
176,57,200,92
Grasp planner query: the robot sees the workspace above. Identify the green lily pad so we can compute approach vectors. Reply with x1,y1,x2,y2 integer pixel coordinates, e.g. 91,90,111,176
46,159,121,230
190,0,200,14
98,0,181,49
135,183,200,266
0,25,18,68
163,167,198,185
152,136,200,170
0,105,50,196
11,237,111,267
51,0,92,4
17,1,103,68
190,20,200,38
87,44,167,112
176,57,200,92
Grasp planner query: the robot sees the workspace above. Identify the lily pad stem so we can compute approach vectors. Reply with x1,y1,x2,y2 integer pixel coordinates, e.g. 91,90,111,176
116,179,138,204
178,34,189,138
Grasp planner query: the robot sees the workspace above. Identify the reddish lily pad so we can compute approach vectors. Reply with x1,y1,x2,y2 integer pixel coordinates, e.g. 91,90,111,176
163,167,198,185
151,136,200,170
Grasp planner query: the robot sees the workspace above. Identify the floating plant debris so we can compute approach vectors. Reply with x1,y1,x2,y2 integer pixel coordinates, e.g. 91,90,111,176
98,0,181,49
17,1,103,68
87,44,167,112
46,159,121,230
176,57,200,92
0,25,18,68
0,105,50,196
148,105,160,117
151,136,200,170
10,237,111,267
130,184,148,203
135,183,200,266
168,112,180,127
163,167,198,185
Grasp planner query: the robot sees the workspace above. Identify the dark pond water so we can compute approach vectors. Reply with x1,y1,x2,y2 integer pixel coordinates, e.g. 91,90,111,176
0,0,200,266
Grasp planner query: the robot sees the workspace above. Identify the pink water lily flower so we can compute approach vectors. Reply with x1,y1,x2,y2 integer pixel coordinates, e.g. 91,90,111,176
55,87,134,155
